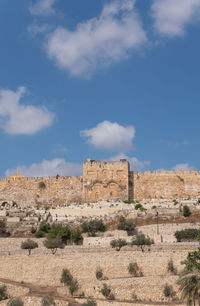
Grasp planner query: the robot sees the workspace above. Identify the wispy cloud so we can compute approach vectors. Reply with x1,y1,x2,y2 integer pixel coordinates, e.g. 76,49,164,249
6,158,82,177
81,121,135,152
29,0,57,16
151,0,200,37
171,163,196,171
45,0,147,77
0,87,55,135
109,153,150,171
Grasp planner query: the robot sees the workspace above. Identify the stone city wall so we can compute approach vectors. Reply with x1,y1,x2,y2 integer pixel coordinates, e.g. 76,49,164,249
0,176,82,207
132,170,200,201
1,160,200,206
82,159,129,202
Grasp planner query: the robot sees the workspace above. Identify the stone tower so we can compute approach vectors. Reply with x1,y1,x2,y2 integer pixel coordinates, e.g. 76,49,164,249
82,159,130,202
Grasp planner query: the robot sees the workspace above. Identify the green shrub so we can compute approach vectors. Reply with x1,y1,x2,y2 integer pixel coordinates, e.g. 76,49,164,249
131,233,154,251
163,284,176,299
132,292,138,301
183,205,191,217
96,267,103,280
117,216,135,234
152,205,157,209
41,296,55,306
21,239,38,255
70,228,82,244
39,221,51,233
7,297,24,306
167,259,177,275
47,223,70,243
81,298,97,306
43,237,65,254
30,227,36,234
173,200,179,206
128,262,142,277
60,269,73,286
0,285,8,301
174,229,200,242
110,239,127,251
101,283,111,298
123,200,134,204
69,279,79,296
134,203,143,210
81,220,106,236
35,230,45,238
0,220,6,235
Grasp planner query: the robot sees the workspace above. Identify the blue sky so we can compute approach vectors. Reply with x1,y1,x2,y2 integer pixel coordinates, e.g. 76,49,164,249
0,0,200,177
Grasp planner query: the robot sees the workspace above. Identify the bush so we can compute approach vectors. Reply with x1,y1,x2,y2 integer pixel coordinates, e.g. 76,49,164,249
47,223,70,243
117,216,135,234
152,205,157,209
21,239,38,255
183,205,191,217
41,296,55,306
134,203,145,211
123,200,134,204
96,267,103,280
30,227,36,234
70,228,82,244
60,269,73,286
173,200,178,206
167,259,177,274
0,220,6,235
69,279,79,296
128,262,142,277
38,181,46,190
0,285,8,301
43,237,65,254
35,230,45,238
101,283,115,300
174,228,200,242
100,283,111,298
81,298,97,306
131,233,154,251
39,221,51,233
110,239,127,251
7,297,24,306
81,220,106,236
163,284,176,299
132,292,138,301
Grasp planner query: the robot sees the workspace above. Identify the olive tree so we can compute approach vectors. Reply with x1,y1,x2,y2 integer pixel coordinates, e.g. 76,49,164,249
21,239,38,256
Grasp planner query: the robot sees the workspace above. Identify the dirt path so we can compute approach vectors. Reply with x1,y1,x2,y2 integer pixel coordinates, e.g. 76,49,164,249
0,277,79,305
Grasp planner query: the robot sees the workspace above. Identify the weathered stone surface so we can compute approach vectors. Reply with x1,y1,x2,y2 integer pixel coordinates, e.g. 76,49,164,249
1,159,200,206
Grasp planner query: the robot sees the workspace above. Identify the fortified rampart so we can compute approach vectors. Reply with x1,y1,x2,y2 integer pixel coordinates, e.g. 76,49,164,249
132,170,200,200
0,176,82,207
0,159,200,206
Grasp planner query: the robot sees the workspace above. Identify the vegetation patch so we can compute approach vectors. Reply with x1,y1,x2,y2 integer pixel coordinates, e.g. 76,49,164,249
174,228,200,242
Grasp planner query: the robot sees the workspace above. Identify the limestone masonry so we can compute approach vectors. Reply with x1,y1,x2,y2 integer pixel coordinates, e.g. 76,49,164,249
1,158,200,206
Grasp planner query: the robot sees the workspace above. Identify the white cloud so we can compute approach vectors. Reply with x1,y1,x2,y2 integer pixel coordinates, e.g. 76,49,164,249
6,158,82,177
46,0,147,77
151,0,200,37
29,0,56,16
0,87,55,135
81,121,135,152
109,153,150,171
171,163,196,171
27,24,52,36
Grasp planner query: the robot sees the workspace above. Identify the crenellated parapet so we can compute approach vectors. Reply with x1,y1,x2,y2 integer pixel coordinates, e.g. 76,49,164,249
0,160,200,205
